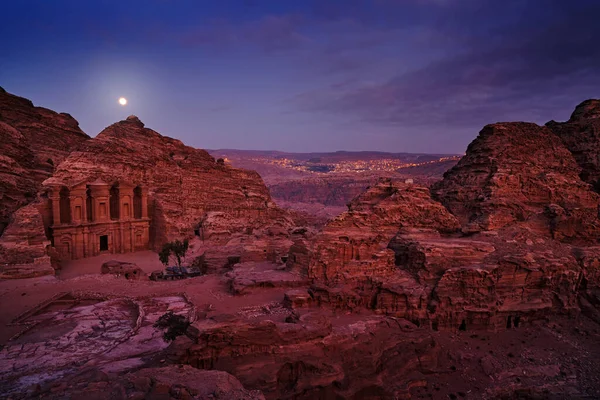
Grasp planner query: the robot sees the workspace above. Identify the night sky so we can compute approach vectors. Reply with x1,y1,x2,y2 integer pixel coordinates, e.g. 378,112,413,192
1,0,599,153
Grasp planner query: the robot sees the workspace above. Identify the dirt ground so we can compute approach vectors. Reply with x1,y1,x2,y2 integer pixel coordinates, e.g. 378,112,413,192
58,250,164,279
0,251,288,345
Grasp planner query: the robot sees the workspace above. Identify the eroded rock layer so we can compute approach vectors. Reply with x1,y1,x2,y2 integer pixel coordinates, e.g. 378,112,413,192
287,116,600,332
45,115,293,255
300,179,460,284
0,88,89,235
547,99,600,192
431,122,600,241
173,312,438,399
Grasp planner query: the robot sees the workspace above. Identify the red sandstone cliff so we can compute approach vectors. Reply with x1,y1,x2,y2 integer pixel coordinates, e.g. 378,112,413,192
0,88,89,235
547,99,600,193
0,90,295,276
45,115,293,258
287,113,600,331
431,122,600,242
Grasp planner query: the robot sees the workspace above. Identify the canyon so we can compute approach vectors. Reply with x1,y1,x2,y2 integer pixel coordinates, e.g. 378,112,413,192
1,89,600,399
208,149,461,219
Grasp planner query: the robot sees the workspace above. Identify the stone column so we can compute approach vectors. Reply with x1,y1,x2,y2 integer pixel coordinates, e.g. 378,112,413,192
140,186,149,218
144,225,150,249
49,186,61,226
130,224,135,252
83,227,89,258
119,222,124,253
89,232,96,256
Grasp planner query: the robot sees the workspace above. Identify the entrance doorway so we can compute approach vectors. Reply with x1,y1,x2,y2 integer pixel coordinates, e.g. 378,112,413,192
99,235,109,251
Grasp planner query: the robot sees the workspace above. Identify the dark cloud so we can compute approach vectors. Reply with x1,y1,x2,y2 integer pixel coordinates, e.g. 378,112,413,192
294,1,600,129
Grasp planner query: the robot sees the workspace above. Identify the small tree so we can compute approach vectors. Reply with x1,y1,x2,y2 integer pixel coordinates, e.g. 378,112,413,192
158,239,189,267
171,239,189,267
159,246,171,267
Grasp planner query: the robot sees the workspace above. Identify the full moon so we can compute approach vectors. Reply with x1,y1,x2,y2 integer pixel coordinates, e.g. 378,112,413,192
118,97,127,106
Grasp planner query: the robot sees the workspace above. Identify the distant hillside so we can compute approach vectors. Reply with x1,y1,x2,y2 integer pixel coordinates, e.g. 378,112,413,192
209,149,459,163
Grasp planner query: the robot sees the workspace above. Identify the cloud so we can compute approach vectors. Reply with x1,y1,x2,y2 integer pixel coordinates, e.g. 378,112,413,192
293,1,600,128
179,14,309,53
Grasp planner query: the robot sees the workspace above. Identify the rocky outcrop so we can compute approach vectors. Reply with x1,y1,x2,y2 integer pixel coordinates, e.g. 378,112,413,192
287,108,600,331
0,89,89,235
0,88,89,165
23,365,265,400
100,260,147,280
0,203,54,279
547,99,600,192
286,179,468,324
44,115,292,256
301,179,460,285
0,122,40,236
432,122,600,242
226,262,308,295
173,312,439,399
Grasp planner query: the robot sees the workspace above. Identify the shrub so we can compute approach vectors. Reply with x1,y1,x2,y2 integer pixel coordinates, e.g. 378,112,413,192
153,311,190,342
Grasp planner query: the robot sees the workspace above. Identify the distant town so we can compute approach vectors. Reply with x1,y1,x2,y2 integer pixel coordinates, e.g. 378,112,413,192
221,155,463,174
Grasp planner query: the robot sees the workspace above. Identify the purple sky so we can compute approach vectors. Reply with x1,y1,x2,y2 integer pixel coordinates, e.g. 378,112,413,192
1,0,599,153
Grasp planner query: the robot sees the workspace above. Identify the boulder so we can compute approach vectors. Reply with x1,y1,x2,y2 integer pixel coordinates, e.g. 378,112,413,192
100,260,147,280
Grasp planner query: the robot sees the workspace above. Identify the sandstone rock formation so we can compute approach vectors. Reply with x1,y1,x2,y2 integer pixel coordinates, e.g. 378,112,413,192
12,357,264,399
0,89,296,277
3,96,600,399
0,203,54,278
226,262,307,295
432,122,600,241
36,366,266,400
45,115,292,252
547,99,600,192
0,88,89,235
287,115,600,332
173,312,438,399
301,179,460,284
287,179,469,326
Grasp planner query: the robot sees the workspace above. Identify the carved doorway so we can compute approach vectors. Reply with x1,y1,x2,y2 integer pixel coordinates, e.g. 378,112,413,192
99,235,109,251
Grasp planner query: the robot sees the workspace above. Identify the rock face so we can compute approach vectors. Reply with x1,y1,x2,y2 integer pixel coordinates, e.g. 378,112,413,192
301,179,460,285
67,366,266,400
0,89,89,235
431,122,600,242
547,99,600,192
288,114,600,331
174,312,438,399
0,203,54,279
1,90,294,278
226,262,307,295
45,115,293,258
288,179,475,326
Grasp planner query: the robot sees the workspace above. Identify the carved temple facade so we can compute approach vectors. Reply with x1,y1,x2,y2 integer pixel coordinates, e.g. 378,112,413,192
45,179,150,260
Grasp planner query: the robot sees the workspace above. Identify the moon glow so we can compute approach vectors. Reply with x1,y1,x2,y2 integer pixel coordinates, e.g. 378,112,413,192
118,97,127,106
